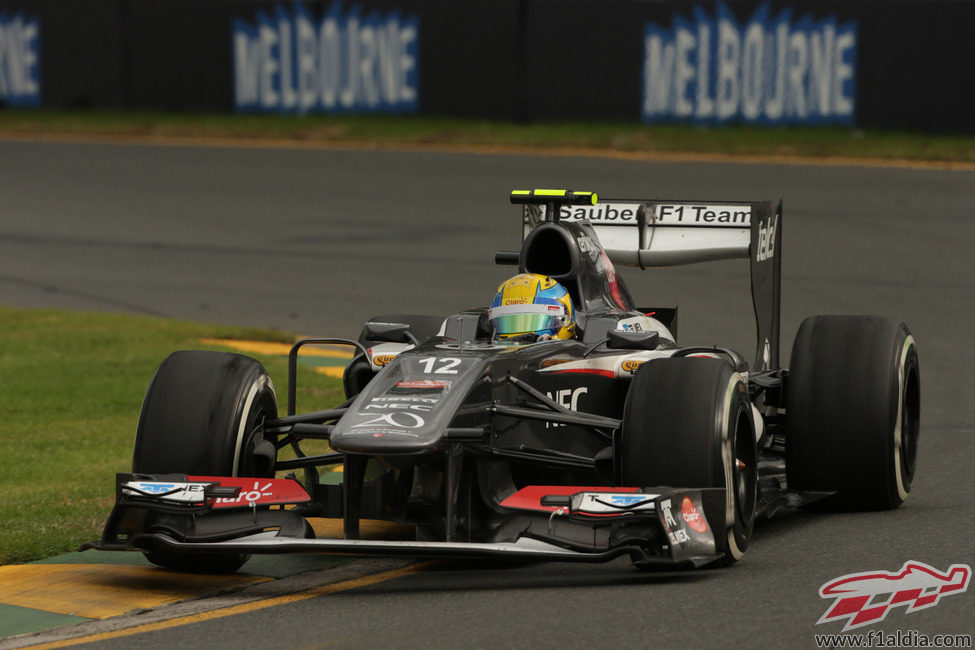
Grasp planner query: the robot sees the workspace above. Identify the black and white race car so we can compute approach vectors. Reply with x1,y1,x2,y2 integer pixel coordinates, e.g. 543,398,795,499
86,189,920,573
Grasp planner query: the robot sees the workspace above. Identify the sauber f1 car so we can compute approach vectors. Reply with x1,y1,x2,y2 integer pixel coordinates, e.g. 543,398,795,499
85,190,920,572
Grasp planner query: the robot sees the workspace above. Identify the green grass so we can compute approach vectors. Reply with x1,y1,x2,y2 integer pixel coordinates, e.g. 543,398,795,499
1,109,973,163
0,307,344,565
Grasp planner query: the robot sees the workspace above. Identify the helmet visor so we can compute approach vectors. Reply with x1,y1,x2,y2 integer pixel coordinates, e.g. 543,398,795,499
488,303,566,335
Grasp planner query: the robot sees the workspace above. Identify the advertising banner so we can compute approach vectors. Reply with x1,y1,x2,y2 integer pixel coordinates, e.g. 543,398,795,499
0,10,40,106
0,0,969,132
232,2,419,113
642,2,856,125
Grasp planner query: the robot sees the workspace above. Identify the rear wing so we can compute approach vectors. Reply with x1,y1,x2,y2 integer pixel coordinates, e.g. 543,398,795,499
522,197,772,267
513,191,783,371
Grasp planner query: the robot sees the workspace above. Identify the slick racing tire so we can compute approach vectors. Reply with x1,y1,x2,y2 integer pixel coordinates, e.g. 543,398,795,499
786,315,920,510
133,351,279,573
620,358,757,567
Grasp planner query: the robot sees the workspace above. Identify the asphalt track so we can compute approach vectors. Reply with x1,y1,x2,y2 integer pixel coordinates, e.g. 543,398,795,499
0,139,973,648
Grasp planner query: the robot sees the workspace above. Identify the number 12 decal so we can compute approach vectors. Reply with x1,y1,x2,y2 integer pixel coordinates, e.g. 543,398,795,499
417,357,462,374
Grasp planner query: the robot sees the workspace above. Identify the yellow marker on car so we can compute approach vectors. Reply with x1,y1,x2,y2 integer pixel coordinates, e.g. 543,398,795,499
509,189,598,205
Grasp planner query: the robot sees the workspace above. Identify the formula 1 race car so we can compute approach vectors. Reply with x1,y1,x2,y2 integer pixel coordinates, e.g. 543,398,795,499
85,189,920,573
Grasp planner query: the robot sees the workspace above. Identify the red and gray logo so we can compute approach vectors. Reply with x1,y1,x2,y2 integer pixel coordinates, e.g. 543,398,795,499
817,561,971,631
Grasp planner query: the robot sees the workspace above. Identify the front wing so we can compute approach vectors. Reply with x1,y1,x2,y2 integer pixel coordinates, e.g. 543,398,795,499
83,474,727,569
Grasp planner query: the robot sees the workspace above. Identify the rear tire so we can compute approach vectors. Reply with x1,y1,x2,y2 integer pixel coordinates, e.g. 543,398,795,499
133,351,279,572
620,358,757,566
786,315,919,510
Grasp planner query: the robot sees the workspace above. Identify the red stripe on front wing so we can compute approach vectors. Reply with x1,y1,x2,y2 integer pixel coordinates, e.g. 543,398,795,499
187,476,310,508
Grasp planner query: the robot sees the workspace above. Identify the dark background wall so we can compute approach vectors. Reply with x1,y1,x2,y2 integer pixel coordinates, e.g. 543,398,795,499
1,0,972,133
853,1,975,133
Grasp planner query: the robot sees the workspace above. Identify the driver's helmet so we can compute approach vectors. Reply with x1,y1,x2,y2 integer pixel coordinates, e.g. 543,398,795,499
488,273,576,341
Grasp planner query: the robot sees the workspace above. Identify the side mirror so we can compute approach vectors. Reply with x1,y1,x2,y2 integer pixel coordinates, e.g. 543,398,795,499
362,322,418,345
495,251,520,266
606,329,659,351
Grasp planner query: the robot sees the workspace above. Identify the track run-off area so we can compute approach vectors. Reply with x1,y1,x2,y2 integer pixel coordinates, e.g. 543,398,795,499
0,137,973,648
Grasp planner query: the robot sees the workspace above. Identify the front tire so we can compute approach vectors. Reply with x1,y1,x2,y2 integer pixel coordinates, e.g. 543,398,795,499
620,358,757,566
786,315,920,510
133,351,279,572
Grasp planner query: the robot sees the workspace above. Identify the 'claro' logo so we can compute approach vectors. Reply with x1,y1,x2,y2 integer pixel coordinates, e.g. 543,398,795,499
373,354,397,367
755,213,778,262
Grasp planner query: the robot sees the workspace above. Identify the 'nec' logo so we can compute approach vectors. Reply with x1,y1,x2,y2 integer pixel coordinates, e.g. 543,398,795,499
544,387,588,428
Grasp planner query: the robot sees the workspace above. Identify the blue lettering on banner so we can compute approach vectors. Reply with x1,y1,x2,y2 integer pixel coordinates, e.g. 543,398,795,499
642,3,856,125
233,2,419,113
0,12,41,106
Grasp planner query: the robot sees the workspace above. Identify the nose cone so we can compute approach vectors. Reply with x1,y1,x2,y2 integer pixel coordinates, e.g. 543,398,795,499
329,351,485,455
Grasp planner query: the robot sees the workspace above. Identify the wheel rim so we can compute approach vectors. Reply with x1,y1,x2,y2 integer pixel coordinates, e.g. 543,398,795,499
732,407,758,528
899,364,920,483
238,397,277,477
892,339,920,503
232,374,277,476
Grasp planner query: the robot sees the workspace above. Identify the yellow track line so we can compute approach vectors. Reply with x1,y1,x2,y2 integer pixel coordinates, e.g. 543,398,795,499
0,564,270,619
200,339,353,360
24,562,433,649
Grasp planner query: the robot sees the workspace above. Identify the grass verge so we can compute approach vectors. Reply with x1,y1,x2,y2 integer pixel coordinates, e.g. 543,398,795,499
0,306,344,565
1,110,973,163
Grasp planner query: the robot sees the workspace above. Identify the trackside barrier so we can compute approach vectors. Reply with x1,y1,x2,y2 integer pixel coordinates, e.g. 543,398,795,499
0,0,971,133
